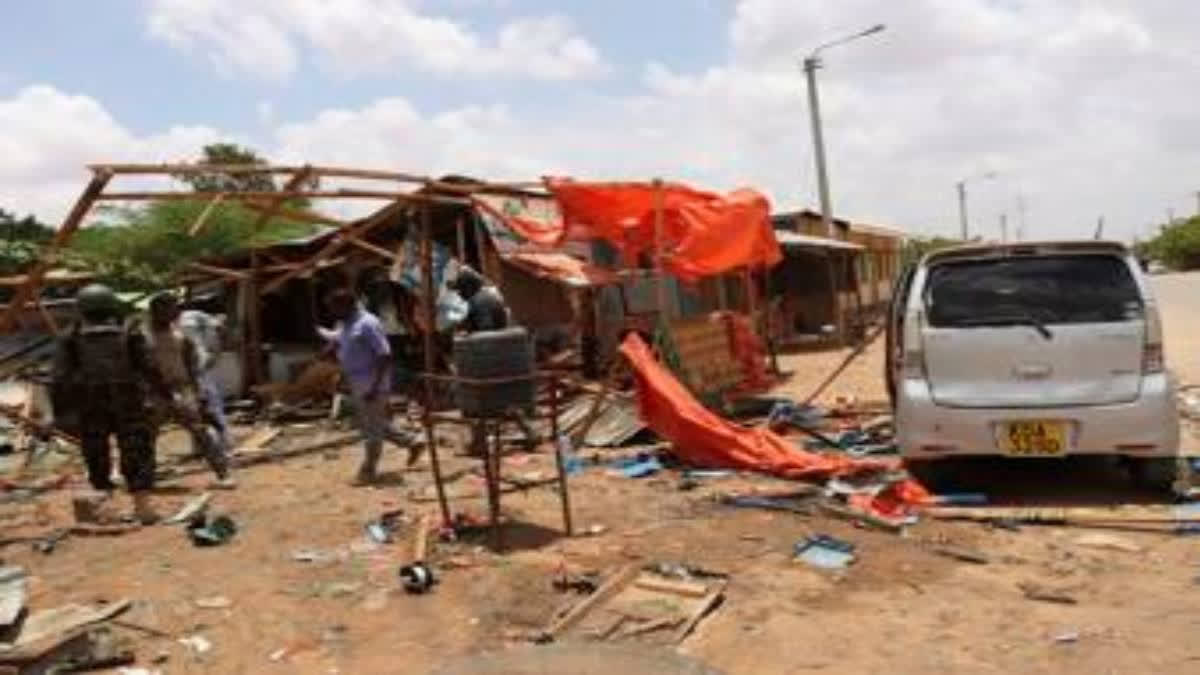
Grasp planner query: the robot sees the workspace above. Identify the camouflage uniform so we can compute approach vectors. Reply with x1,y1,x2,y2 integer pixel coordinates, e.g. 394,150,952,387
52,321,157,492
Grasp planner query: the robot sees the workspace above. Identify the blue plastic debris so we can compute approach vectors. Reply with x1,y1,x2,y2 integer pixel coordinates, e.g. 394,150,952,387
795,534,857,570
1174,502,1200,535
930,493,989,506
557,435,584,476
618,457,663,478
766,401,827,429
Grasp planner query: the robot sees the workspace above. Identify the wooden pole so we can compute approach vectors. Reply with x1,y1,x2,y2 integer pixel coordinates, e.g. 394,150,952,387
652,178,669,325
260,201,405,295
244,168,314,389
187,193,226,236
0,172,109,333
455,216,466,262
96,190,469,205
549,375,574,536
420,202,453,529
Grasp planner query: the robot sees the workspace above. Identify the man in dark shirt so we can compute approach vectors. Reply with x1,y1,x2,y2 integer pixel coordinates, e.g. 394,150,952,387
448,268,538,455
450,268,509,332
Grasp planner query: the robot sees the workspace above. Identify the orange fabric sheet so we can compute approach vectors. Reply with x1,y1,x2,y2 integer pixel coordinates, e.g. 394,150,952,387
620,333,877,479
545,179,783,281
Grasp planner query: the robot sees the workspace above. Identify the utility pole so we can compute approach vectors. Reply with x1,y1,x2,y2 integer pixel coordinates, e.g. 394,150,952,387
1167,208,1176,226
1000,212,1008,242
802,24,886,238
1094,216,1105,240
957,181,968,241
1194,190,1200,216
1016,193,1027,242
803,57,834,238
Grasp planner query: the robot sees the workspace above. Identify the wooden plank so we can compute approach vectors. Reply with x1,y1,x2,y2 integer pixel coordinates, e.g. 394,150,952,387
632,577,710,599
87,163,543,192
96,190,468,205
817,500,905,533
413,514,431,562
0,599,130,662
188,193,226,236
341,234,397,260
260,200,406,295
185,262,247,281
671,581,725,645
242,200,348,227
544,564,640,639
0,172,109,332
234,427,281,454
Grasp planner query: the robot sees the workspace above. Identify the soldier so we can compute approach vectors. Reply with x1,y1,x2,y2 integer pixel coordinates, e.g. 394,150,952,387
51,284,164,524
144,293,235,489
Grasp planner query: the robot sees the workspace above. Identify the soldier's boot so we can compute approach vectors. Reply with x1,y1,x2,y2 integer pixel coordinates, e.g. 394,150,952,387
353,442,383,486
131,492,161,525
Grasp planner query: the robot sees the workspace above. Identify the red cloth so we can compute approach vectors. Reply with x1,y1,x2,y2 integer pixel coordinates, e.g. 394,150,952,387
721,312,772,393
545,179,783,281
620,333,877,479
848,479,933,522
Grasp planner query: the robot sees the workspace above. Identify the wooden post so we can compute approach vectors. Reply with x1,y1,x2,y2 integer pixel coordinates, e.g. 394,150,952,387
420,202,453,529
652,178,669,326
549,375,574,536
0,172,109,333
245,168,314,389
455,216,466,262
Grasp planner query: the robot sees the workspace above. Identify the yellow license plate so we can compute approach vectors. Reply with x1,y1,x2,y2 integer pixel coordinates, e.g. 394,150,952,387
1002,421,1068,456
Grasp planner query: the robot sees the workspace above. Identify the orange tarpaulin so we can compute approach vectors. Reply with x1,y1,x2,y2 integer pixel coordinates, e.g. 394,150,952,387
619,333,878,479
544,179,783,281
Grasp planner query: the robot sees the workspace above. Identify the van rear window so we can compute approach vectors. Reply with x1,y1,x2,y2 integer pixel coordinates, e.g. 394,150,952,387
925,255,1142,327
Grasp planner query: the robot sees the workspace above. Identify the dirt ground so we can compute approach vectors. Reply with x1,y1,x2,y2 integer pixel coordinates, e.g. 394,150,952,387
3,275,1200,674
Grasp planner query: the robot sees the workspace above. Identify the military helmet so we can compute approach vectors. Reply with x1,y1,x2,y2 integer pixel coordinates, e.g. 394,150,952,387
75,283,119,319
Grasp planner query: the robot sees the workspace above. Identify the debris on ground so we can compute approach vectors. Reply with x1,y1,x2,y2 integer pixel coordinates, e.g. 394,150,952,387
186,514,238,547
0,566,27,628
1018,582,1078,605
1073,532,1144,553
794,535,857,570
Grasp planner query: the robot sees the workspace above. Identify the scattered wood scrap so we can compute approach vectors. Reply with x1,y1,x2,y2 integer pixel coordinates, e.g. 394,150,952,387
0,599,131,664
0,567,27,628
543,566,725,646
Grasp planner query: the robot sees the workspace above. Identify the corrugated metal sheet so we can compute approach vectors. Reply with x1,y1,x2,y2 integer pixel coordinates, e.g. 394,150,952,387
775,231,864,252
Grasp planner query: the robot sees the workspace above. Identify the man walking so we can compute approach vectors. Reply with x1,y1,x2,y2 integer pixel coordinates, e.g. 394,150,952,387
320,288,422,485
144,293,235,489
52,284,163,524
177,307,231,448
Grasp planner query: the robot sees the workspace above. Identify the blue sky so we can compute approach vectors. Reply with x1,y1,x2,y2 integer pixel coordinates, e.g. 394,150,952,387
0,1,728,134
2,0,1199,242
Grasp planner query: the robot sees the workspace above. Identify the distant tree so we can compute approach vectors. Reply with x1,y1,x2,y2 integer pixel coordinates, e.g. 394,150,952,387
901,235,961,267
1143,217,1200,271
0,208,54,243
174,143,278,194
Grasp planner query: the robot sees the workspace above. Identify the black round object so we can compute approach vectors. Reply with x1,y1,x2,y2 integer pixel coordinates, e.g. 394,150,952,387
453,326,535,417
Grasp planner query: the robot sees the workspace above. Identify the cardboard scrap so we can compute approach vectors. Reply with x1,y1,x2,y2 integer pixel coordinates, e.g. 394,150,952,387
0,599,131,662
0,567,27,627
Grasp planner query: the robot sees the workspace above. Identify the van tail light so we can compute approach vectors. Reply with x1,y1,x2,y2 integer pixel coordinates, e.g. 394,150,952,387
1143,303,1165,375
1142,343,1164,375
902,309,926,381
902,349,927,381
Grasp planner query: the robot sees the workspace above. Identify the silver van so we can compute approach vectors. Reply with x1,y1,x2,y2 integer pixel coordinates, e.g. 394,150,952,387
887,241,1180,490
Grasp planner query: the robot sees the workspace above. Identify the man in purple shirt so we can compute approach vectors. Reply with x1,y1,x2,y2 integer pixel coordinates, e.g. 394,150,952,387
321,288,422,485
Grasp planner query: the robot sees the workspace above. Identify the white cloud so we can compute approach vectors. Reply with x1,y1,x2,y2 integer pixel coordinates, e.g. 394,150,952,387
0,86,221,223
9,0,1200,243
145,0,607,82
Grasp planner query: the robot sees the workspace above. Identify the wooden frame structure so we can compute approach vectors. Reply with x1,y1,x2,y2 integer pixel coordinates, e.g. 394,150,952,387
0,162,557,531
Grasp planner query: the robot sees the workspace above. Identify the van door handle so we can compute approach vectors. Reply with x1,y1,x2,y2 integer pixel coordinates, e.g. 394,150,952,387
1013,363,1052,379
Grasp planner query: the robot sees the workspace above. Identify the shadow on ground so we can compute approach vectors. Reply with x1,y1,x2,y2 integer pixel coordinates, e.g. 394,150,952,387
917,456,1170,506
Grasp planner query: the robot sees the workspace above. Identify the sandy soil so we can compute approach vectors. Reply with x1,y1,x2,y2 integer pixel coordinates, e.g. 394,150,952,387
1,274,1198,674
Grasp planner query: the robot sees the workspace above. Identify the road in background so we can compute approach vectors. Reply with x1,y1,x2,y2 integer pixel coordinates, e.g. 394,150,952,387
1153,272,1200,386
